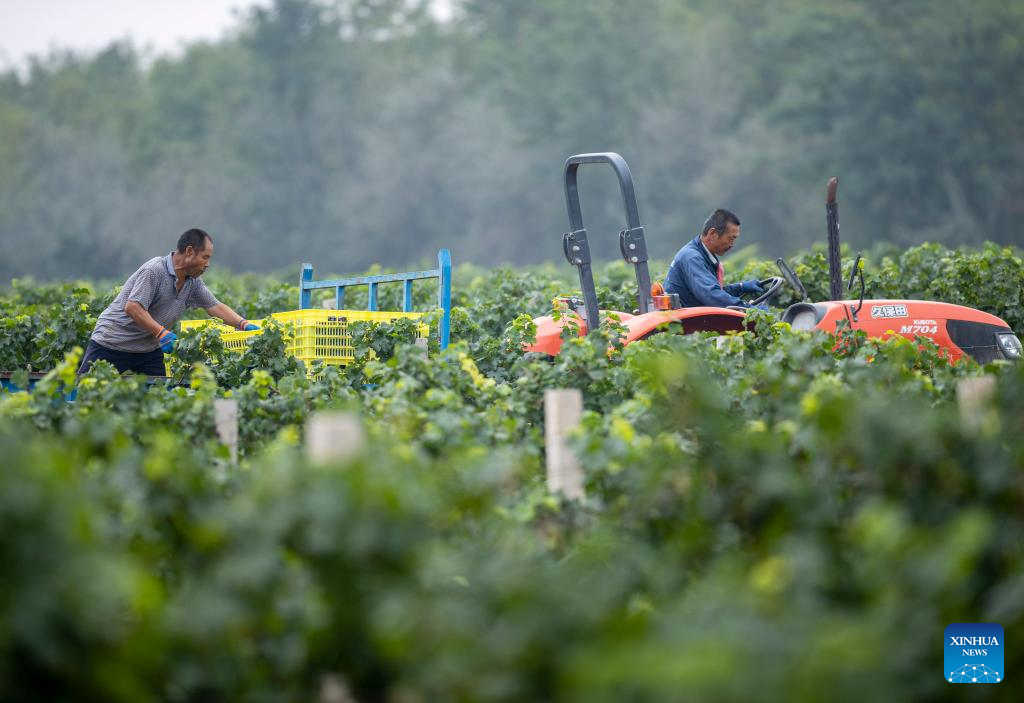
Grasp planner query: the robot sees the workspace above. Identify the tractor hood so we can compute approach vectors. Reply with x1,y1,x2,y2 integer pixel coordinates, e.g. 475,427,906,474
784,299,1019,363
526,307,745,357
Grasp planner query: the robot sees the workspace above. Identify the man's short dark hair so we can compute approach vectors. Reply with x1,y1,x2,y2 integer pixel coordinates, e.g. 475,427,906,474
701,209,741,237
177,228,212,253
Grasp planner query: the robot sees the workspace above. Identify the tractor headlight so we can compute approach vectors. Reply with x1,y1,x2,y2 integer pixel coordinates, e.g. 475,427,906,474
782,303,825,331
996,332,1023,360
789,309,819,331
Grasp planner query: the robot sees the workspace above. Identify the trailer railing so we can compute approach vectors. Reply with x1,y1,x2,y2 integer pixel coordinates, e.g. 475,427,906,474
299,248,452,350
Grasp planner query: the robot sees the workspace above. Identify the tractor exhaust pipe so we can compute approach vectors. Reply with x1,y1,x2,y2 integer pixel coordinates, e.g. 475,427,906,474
826,177,842,301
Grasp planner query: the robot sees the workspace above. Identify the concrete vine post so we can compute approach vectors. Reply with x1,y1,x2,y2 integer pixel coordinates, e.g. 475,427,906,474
957,376,996,436
306,411,366,464
544,388,585,500
213,398,239,463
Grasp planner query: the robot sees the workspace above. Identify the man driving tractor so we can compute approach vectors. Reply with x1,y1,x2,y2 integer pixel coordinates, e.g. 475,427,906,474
663,208,765,308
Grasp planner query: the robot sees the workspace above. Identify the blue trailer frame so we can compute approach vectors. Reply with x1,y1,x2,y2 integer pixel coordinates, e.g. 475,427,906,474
298,248,452,350
1,371,173,399
1,372,66,395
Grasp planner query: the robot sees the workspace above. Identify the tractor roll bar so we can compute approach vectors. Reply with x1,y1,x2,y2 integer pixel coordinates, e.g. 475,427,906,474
563,153,652,332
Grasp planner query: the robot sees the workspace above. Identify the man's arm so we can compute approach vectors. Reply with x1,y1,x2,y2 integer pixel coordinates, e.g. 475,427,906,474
682,259,746,308
125,300,177,351
722,282,746,297
124,301,167,337
206,302,252,330
723,280,761,297
120,266,165,336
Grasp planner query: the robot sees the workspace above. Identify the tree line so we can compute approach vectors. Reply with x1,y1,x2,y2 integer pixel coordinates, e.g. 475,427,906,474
1,0,1021,281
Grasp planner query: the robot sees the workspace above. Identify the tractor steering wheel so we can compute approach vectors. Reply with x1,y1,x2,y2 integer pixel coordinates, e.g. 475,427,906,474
747,276,784,306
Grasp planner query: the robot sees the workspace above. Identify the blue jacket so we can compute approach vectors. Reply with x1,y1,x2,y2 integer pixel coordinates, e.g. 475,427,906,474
664,236,748,308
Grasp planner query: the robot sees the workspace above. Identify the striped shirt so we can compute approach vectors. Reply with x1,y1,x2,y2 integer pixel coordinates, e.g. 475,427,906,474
91,252,219,352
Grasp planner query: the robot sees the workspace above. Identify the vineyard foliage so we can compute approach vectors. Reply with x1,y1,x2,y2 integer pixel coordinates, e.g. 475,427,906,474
2,243,1023,702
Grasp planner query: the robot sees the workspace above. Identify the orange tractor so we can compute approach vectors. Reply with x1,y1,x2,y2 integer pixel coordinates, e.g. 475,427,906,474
526,153,1022,364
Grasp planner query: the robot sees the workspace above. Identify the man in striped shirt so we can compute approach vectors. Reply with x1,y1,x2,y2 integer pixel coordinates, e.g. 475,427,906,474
78,228,257,376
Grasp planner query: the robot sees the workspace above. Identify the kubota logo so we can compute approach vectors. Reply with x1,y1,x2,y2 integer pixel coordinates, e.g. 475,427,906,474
871,304,907,319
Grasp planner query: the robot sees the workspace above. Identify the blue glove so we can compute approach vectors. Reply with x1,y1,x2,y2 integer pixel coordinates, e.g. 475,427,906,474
157,328,177,353
739,279,764,294
238,319,259,332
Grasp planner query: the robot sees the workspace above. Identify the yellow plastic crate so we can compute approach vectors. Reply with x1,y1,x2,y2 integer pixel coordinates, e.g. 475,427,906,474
177,309,427,367
179,318,234,332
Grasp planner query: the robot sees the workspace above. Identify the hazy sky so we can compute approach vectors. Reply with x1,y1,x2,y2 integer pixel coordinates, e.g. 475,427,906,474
0,0,453,68
0,0,272,66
